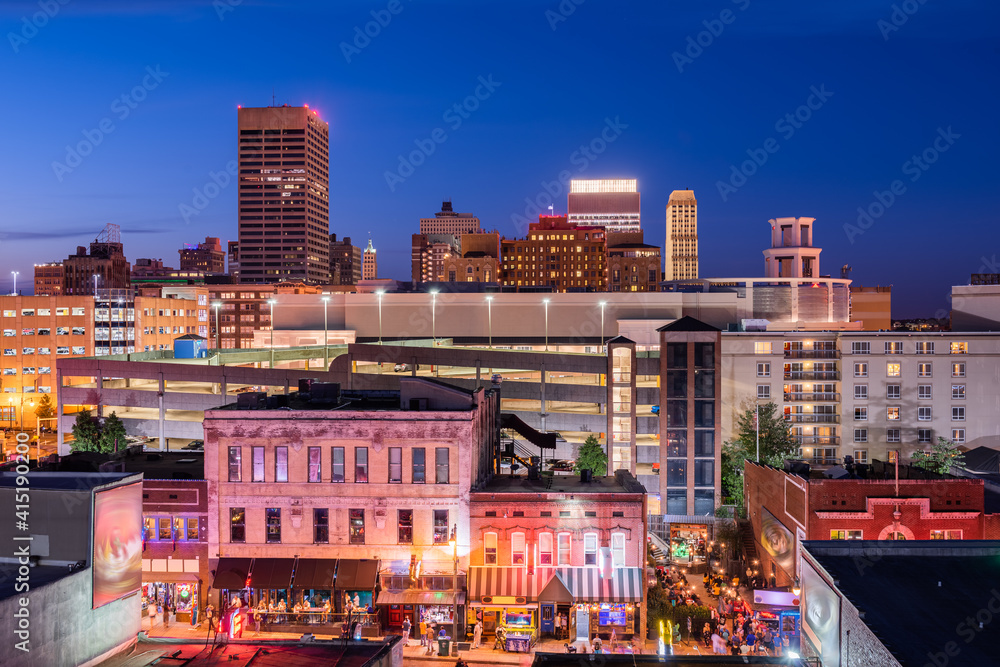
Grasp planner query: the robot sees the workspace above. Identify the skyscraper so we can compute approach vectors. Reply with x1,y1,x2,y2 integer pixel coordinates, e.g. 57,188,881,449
237,105,330,284
567,179,641,233
664,189,698,281
363,238,377,280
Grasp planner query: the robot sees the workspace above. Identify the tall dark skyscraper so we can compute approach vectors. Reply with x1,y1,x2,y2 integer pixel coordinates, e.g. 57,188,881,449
237,105,330,283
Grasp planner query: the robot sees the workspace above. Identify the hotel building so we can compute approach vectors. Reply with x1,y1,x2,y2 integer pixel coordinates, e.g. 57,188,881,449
567,179,641,233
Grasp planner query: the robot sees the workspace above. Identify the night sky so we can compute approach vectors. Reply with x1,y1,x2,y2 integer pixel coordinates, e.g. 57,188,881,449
2,0,997,317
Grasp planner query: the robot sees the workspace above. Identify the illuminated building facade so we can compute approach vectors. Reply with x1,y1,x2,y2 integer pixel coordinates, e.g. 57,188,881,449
500,216,607,291
237,105,330,284
419,200,482,235
363,238,378,280
33,263,64,296
178,236,226,274
664,189,698,281
330,234,362,286
567,179,641,233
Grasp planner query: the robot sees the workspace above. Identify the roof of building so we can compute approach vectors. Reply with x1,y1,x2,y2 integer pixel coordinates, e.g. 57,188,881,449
53,450,205,480
532,653,804,666
475,470,645,495
0,563,82,603
656,316,721,332
962,446,1000,474
802,541,1000,667
95,637,399,667
0,471,138,490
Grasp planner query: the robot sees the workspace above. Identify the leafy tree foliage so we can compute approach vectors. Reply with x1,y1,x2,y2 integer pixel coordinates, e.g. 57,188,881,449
912,437,966,475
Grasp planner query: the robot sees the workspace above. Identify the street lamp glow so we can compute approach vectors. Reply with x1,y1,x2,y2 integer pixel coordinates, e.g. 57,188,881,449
321,296,331,368
542,298,550,351
267,299,277,351
10,271,18,296
485,296,494,349
376,290,385,345
429,289,439,345
211,301,222,351
599,301,607,354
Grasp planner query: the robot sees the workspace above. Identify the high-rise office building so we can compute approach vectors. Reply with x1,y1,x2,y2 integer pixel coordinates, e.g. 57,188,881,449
419,200,481,235
567,179,641,233
664,189,698,281
362,238,377,280
237,105,330,284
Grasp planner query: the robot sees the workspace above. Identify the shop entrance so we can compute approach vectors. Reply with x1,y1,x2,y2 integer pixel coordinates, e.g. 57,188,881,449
574,606,590,641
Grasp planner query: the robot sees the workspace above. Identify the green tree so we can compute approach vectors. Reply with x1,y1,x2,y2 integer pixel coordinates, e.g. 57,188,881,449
721,402,796,512
574,434,608,476
99,411,128,453
912,437,966,475
70,410,101,452
34,394,55,421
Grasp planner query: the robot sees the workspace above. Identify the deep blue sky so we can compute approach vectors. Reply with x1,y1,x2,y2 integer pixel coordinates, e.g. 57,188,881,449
1,0,997,317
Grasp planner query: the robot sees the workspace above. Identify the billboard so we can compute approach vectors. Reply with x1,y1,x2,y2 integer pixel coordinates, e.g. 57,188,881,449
760,508,796,576
801,559,840,665
93,482,143,608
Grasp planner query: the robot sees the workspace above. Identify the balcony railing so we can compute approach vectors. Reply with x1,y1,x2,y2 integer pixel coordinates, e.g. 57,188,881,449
784,392,840,402
805,457,841,466
784,350,840,359
785,414,839,424
794,436,840,445
784,371,841,381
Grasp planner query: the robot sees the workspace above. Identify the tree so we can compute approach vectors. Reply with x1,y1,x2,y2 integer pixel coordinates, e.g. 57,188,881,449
34,394,55,421
912,437,966,475
721,402,796,512
574,434,608,476
70,410,101,452
99,411,128,453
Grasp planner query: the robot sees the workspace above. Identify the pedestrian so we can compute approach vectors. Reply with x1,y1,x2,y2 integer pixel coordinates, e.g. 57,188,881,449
148,602,157,631
162,603,169,629
711,632,726,655
419,618,427,647
611,628,617,652
402,617,411,644
702,622,711,646
425,623,436,655
473,621,483,648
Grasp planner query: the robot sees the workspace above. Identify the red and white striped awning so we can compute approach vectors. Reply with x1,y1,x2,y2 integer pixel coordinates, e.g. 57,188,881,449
468,567,553,601
551,567,644,603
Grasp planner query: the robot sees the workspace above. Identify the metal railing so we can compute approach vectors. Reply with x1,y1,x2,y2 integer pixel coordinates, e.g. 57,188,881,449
784,350,840,359
784,392,840,402
785,414,839,423
784,371,841,381
794,436,840,445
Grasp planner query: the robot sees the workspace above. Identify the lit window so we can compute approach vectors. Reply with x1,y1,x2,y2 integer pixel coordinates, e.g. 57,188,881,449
557,533,571,565
950,342,968,354
349,508,365,544
754,342,772,355
512,532,526,565
757,362,770,377
485,532,497,564
228,447,242,482
854,407,868,421
916,341,934,354
538,533,553,565
952,429,966,444
952,385,966,400
853,449,868,464
265,508,281,544
886,406,900,421
854,363,868,378
584,533,598,566
930,530,962,539
918,363,932,378
884,341,903,354
952,363,966,378
887,363,901,377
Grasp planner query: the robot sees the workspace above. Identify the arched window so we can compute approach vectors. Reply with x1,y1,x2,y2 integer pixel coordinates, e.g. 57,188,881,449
484,532,497,564
511,532,526,565
538,533,553,565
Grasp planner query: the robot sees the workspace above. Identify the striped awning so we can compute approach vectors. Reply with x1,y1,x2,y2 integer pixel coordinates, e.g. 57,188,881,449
551,567,644,603
468,567,551,601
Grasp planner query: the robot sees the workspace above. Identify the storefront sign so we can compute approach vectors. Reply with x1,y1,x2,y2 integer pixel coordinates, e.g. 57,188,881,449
753,589,799,607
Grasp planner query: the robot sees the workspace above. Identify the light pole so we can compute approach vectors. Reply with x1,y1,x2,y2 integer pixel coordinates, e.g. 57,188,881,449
267,299,277,368
429,289,438,345
321,296,330,369
93,274,99,296
6,397,12,430
485,296,493,349
376,290,384,345
449,524,458,656
599,301,607,354
10,271,18,296
211,301,222,351
543,298,550,351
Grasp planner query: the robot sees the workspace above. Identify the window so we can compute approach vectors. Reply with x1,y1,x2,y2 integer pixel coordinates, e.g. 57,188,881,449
854,384,868,400
157,517,172,541
854,362,868,378
756,362,770,377
355,447,368,483
398,509,413,544
886,406,900,421
887,428,901,443
584,533,598,565
949,384,965,400
250,446,265,482
950,342,968,354
884,341,902,354
887,363,901,377
918,363,932,378
854,407,868,421
830,530,864,540
854,428,868,443
484,533,498,564
435,447,449,484
331,447,345,483
539,533,553,565
916,341,934,354
308,447,321,483
756,384,770,399
511,532,526,565
412,448,426,483
349,509,365,544
230,508,245,542
887,384,900,400
314,508,329,543
918,429,933,443
918,385,932,400
851,341,870,355
611,533,625,568
754,342,772,355
952,363,966,378
433,510,449,544
557,533,571,565
952,429,966,443
265,508,281,543
389,447,402,483
228,447,242,482
931,529,962,539
952,407,966,421
918,407,932,421
275,446,288,482
853,449,868,464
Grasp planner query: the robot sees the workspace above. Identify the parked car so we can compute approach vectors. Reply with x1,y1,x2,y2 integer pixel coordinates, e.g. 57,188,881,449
182,440,204,450
394,363,412,372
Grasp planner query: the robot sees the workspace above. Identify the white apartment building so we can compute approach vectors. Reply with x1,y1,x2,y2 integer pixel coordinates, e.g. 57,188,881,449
722,331,1000,465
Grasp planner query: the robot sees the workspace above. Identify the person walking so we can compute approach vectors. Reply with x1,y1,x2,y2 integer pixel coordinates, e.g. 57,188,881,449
147,603,157,632
425,623,436,655
402,617,411,644
419,618,427,647
473,621,483,648
162,603,170,630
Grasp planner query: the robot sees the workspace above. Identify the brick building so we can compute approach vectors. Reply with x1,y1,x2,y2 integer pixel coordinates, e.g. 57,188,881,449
467,470,648,644
744,460,997,589
500,216,607,292
178,236,226,274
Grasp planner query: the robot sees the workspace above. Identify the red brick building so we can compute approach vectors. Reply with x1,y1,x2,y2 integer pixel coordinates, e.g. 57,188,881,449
744,460,996,589
468,470,648,646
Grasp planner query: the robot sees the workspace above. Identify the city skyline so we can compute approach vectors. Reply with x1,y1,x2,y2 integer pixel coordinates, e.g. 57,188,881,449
1,1,998,316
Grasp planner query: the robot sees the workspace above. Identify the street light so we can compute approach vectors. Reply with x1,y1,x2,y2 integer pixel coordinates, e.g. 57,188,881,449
449,525,458,656
211,301,222,351
543,298,550,351
485,296,493,349
321,296,331,369
429,289,438,345
6,398,12,430
599,301,607,354
10,271,18,296
376,290,384,345
267,299,277,368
